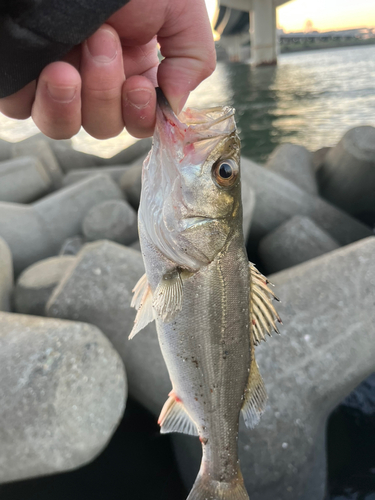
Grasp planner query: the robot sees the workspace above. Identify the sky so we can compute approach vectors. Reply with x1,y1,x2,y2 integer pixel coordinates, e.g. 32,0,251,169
278,0,375,33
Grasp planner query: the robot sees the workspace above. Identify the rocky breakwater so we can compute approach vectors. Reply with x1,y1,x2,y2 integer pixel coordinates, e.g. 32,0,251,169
0,128,374,499
0,134,152,487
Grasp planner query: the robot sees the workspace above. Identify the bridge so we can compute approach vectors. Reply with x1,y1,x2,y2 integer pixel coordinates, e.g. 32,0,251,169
215,0,292,65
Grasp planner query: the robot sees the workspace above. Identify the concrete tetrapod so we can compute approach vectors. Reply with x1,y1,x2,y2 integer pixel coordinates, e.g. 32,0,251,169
0,312,126,484
45,238,375,500
0,174,123,274
11,138,63,189
265,143,318,195
241,157,372,248
0,156,51,203
258,215,339,274
0,237,13,311
317,126,375,216
82,199,138,245
15,256,76,316
45,241,170,415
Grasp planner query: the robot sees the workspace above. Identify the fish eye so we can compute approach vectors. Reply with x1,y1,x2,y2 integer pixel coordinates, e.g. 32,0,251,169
212,159,239,187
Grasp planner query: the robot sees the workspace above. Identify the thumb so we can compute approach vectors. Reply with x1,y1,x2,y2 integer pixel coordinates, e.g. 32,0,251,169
157,0,216,115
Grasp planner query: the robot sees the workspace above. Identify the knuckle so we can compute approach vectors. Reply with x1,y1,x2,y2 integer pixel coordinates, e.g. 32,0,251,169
84,86,121,104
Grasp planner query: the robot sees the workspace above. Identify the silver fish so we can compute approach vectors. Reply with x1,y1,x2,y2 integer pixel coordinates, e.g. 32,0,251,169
130,89,281,500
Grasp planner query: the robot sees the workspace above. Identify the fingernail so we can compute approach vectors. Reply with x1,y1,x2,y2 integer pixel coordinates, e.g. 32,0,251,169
87,29,117,63
47,84,77,103
167,92,190,115
126,89,151,109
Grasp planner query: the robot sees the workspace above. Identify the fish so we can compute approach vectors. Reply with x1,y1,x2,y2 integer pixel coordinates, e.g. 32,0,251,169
129,89,281,500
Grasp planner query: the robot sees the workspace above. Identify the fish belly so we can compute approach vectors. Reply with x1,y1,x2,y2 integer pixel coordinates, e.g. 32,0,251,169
157,238,251,481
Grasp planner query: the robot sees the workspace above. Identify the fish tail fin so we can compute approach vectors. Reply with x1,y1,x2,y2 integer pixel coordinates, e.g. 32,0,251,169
187,466,249,500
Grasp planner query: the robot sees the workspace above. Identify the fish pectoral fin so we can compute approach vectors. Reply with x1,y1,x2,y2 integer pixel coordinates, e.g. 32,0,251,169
131,273,149,310
129,280,154,339
241,353,267,429
152,269,183,322
158,393,198,436
249,263,282,345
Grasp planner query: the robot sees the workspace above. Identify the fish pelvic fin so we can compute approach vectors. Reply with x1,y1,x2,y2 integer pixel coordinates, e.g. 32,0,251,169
152,269,183,322
249,262,282,345
187,466,249,500
241,347,267,429
158,392,198,436
129,274,154,339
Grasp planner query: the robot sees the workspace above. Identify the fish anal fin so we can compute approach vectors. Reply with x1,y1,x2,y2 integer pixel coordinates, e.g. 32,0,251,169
158,393,198,436
129,282,154,339
153,269,183,322
241,353,267,429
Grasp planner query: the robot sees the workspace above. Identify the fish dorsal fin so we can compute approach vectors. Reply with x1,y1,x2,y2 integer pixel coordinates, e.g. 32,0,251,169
129,274,155,339
153,269,183,322
249,263,282,346
241,349,267,429
158,392,198,436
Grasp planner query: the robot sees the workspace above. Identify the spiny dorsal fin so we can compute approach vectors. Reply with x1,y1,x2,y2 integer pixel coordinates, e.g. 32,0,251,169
249,263,282,346
241,348,267,429
129,274,155,339
158,392,198,436
153,270,183,322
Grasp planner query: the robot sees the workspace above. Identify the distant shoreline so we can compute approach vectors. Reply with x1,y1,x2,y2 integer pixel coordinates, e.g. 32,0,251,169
280,38,375,54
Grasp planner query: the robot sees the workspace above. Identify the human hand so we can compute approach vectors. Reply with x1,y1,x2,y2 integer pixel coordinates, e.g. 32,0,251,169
0,0,215,140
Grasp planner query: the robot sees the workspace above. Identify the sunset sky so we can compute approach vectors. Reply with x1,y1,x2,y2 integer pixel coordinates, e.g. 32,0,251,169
278,0,375,33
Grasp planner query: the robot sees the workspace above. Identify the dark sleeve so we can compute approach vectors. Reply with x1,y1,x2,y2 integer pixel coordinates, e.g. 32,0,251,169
0,0,130,98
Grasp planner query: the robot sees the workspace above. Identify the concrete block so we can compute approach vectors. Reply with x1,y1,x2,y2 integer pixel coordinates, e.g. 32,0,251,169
63,165,132,187
265,143,318,195
0,139,12,162
42,135,151,172
45,241,168,416
94,138,152,167
0,174,123,274
15,256,76,316
11,138,63,189
119,160,143,209
45,232,375,500
258,215,339,273
317,126,375,216
82,199,138,245
0,156,51,203
59,236,85,256
241,182,256,241
0,204,50,276
312,147,331,173
44,137,99,172
33,174,123,255
0,312,126,484
0,237,13,312
241,157,372,248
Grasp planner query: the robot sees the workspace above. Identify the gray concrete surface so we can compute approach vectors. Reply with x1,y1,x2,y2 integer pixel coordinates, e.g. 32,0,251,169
0,312,126,483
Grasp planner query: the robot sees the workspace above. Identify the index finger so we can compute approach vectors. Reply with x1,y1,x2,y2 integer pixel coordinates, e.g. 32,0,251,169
157,0,216,114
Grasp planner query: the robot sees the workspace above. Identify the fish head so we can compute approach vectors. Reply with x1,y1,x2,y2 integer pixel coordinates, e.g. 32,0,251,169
139,89,242,271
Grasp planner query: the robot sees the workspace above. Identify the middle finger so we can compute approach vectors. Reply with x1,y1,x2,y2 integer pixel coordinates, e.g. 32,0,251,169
81,24,125,139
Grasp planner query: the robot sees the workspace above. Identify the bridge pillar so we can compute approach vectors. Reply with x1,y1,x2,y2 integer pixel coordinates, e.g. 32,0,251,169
250,0,278,66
